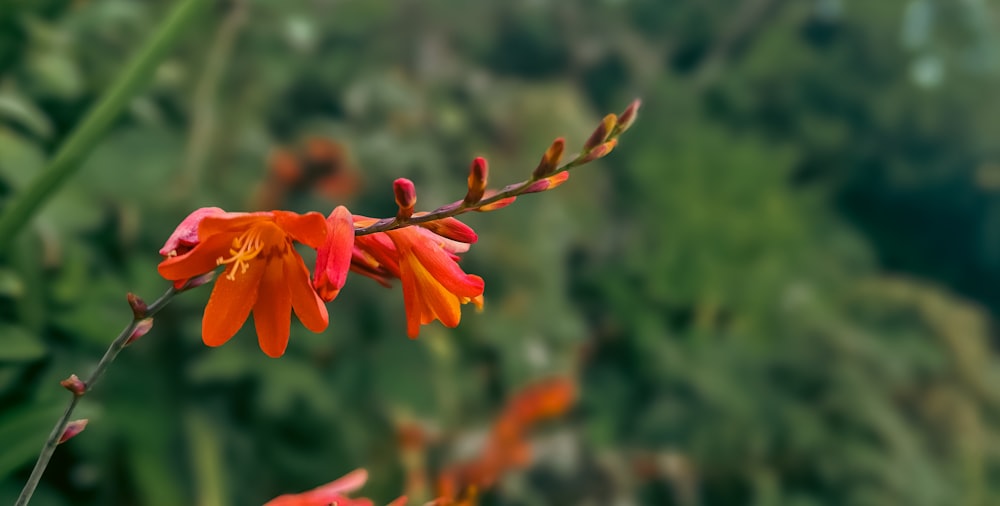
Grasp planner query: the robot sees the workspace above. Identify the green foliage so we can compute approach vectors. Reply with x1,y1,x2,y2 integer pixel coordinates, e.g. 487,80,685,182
2,1,1000,505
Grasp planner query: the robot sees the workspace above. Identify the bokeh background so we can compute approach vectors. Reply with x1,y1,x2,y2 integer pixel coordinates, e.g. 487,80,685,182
3,0,1000,504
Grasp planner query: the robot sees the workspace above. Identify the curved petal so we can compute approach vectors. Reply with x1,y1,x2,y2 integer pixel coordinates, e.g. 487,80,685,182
313,206,354,301
159,207,225,256
202,259,265,347
197,212,269,240
286,251,329,333
157,231,233,281
398,246,462,336
398,230,483,299
253,257,293,357
274,210,328,249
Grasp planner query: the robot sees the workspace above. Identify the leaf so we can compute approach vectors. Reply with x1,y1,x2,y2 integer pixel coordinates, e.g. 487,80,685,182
0,93,52,138
0,324,47,362
0,128,45,189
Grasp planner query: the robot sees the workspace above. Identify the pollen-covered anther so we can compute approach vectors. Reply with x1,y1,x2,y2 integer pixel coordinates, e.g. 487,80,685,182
215,228,265,280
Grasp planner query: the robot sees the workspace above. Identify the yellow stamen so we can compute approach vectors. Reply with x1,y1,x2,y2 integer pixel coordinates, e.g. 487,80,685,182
216,228,265,280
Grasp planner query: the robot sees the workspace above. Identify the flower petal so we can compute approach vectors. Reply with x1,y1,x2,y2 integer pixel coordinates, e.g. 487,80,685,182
157,231,233,281
313,206,354,302
202,259,265,347
274,210,329,249
197,212,269,240
158,207,225,256
403,232,483,299
254,258,293,358
286,250,329,333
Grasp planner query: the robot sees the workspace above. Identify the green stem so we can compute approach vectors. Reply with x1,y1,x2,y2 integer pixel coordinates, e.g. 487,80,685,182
15,286,180,506
0,0,210,254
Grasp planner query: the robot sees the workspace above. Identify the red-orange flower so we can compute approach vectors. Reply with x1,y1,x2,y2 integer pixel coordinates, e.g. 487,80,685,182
264,468,373,506
158,209,329,357
351,216,484,338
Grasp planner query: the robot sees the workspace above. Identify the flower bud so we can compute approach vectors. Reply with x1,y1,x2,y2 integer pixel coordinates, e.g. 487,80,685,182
180,271,216,291
532,137,565,179
523,172,570,194
60,374,86,396
126,318,154,346
59,419,88,444
464,157,488,205
127,292,147,319
617,99,641,133
582,114,617,152
394,178,417,221
579,139,617,164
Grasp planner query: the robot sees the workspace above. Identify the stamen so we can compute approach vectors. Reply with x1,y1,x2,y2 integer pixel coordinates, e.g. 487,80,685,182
216,228,265,280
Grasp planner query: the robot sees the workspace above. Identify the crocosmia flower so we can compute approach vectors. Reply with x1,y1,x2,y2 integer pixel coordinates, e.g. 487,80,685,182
158,209,329,357
350,216,484,338
264,468,373,506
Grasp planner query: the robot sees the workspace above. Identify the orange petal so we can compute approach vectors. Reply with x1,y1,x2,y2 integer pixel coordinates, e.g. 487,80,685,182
285,251,329,333
274,210,329,249
197,212,270,240
202,259,265,347
157,231,233,281
399,250,461,333
313,206,354,302
158,207,225,256
404,232,483,299
253,258,293,357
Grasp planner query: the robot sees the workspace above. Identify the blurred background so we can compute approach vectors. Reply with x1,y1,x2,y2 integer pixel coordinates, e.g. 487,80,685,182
2,0,1000,504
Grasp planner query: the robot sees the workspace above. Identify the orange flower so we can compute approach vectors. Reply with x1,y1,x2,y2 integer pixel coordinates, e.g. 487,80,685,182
158,209,329,357
264,469,373,506
350,216,484,338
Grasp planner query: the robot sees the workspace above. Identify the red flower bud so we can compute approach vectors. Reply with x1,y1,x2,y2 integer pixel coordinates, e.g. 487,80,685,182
127,292,147,319
394,178,417,221
60,374,86,396
126,318,154,346
59,419,88,444
464,157,488,205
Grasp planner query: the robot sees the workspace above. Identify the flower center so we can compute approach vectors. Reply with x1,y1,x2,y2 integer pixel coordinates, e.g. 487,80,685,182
216,227,266,280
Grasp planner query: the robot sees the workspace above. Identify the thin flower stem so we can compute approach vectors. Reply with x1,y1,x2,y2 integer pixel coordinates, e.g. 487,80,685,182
0,0,210,254
15,286,179,506
355,151,595,236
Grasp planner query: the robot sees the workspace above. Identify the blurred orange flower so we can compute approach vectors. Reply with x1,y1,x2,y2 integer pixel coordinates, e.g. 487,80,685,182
158,209,329,357
435,378,577,502
264,468,373,506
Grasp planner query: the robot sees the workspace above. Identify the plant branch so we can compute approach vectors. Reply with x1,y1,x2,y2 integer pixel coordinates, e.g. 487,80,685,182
15,286,180,506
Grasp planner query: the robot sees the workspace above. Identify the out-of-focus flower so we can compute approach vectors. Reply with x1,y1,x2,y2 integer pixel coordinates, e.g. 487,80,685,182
255,138,361,209
351,216,484,338
158,209,329,357
264,469,373,506
434,378,577,503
